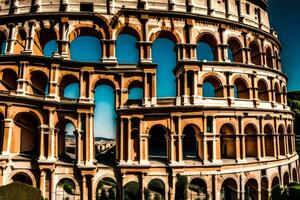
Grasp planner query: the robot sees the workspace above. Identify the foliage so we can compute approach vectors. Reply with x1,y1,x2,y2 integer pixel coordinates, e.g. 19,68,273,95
62,181,75,195
99,188,108,200
124,182,139,200
154,193,161,200
175,175,188,200
108,187,116,200
0,181,43,200
288,98,300,134
271,182,300,200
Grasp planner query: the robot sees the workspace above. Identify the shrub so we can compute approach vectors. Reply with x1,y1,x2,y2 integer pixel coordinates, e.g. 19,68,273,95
0,182,43,200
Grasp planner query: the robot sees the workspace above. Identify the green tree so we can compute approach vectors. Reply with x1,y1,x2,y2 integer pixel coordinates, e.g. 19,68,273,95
175,175,188,200
100,188,108,200
108,187,115,200
0,182,43,200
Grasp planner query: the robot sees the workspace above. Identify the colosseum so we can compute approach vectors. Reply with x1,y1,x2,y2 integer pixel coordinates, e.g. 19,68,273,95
0,0,298,199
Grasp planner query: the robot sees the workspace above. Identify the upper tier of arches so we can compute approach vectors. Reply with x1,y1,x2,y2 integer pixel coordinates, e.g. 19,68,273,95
0,15,282,71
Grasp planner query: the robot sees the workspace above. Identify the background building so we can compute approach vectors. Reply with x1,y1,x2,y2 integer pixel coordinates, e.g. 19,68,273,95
0,0,298,199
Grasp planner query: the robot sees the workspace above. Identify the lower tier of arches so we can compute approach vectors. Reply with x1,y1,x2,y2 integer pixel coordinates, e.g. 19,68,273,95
0,155,298,200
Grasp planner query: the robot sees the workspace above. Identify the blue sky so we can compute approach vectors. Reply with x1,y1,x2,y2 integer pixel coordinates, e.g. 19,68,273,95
269,1,300,91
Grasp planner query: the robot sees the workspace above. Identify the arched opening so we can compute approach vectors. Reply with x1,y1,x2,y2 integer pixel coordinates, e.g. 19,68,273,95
197,33,218,61
282,86,287,104
227,37,243,62
278,125,285,156
35,28,57,56
94,84,116,139
249,41,261,66
274,51,280,70
283,172,289,186
131,129,139,161
271,177,280,190
11,173,33,186
261,177,269,200
0,31,6,54
266,47,273,68
13,112,40,157
287,125,293,154
264,124,274,157
127,81,143,101
257,79,269,101
220,178,238,200
57,120,76,162
116,28,139,64
55,178,79,200
188,178,207,200
1,69,18,90
274,83,281,103
234,78,249,99
292,168,298,182
245,179,258,200
220,124,236,159
96,177,117,200
202,76,223,97
244,124,258,158
30,71,48,95
148,179,165,200
182,125,198,159
70,28,102,62
152,32,177,97
14,29,27,54
59,75,80,99
148,125,167,161
124,181,139,200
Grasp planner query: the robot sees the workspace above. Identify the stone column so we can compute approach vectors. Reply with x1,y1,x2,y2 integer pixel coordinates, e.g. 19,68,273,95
40,170,46,198
151,73,157,105
1,119,14,156
119,118,125,163
23,21,35,54
16,61,30,95
127,118,132,163
58,19,69,58
39,125,47,160
47,64,60,100
5,23,16,55
82,175,88,200
143,73,150,106
50,171,55,200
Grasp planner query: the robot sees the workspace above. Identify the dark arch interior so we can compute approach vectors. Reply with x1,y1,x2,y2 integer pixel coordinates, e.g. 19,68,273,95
97,177,117,200
148,179,165,200
14,112,40,157
261,177,269,200
228,38,243,62
274,84,281,103
221,178,238,200
244,124,258,158
30,71,48,95
244,179,258,200
266,48,273,68
12,173,33,186
257,79,269,101
249,42,261,66
148,126,167,161
234,78,249,99
0,31,6,54
183,125,198,159
264,124,274,157
124,181,139,200
2,69,18,91
189,178,207,199
220,124,236,159
278,125,285,156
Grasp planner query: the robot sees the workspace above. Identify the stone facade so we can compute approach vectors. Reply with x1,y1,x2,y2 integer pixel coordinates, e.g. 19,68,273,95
0,0,298,200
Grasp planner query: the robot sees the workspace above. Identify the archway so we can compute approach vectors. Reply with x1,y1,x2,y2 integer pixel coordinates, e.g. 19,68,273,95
244,179,258,200
11,173,33,186
283,172,289,186
274,83,281,103
288,125,293,154
271,176,280,189
257,79,269,101
278,125,285,156
59,75,80,99
261,177,269,200
152,32,177,97
13,112,40,157
116,30,139,64
249,41,261,66
188,178,207,200
2,69,18,90
227,37,243,62
197,33,218,61
56,120,76,163
292,168,298,182
30,71,48,95
202,76,223,98
183,125,198,159
55,178,79,200
35,28,57,56
264,124,275,157
234,78,249,99
220,178,238,200
96,177,117,200
14,29,27,54
124,181,139,200
148,179,165,200
220,124,236,159
266,47,273,68
244,124,258,158
148,125,168,161
70,28,102,62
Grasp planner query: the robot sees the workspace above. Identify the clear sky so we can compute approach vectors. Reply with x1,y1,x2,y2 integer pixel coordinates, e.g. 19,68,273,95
269,1,300,91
